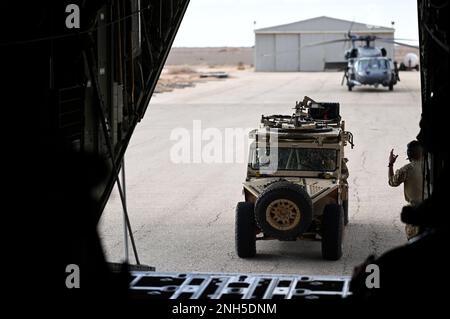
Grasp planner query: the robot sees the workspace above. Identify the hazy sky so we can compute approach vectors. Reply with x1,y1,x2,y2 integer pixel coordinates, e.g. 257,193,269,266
173,0,419,47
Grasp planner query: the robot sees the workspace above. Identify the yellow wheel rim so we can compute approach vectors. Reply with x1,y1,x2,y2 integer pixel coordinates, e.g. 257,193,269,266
266,199,301,231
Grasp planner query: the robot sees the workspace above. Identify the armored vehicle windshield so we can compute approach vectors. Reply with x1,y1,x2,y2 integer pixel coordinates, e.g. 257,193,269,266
251,147,338,172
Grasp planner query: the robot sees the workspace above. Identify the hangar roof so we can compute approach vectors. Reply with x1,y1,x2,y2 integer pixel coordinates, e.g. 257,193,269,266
255,16,394,34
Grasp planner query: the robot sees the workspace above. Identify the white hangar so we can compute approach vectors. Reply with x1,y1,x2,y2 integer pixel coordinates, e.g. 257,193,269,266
254,16,395,72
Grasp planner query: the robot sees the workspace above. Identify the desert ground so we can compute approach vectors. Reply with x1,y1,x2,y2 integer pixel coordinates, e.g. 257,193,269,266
157,45,419,93
100,67,421,277
165,46,419,67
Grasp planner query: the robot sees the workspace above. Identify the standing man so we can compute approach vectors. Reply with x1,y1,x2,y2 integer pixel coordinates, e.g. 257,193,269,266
388,140,427,239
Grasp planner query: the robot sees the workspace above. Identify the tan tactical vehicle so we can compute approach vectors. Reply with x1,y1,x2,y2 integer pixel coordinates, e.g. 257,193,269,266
235,96,354,260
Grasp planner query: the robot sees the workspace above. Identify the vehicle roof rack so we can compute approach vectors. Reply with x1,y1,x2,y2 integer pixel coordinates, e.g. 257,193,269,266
260,96,341,131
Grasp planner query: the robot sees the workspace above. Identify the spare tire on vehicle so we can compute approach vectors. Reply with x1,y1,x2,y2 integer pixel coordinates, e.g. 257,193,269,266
254,181,312,240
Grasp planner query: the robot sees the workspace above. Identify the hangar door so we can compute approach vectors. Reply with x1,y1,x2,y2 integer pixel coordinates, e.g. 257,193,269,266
300,34,326,71
275,34,300,71
255,34,275,71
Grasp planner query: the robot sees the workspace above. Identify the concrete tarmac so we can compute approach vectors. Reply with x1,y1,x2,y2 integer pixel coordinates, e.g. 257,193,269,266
100,70,422,276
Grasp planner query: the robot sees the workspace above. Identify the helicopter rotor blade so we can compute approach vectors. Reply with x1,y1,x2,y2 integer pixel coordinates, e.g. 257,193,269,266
375,36,418,41
376,39,419,49
302,38,349,48
341,71,347,86
347,20,355,39
391,41,419,49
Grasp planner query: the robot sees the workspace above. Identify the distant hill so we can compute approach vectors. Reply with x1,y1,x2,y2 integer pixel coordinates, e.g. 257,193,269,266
166,46,419,67
166,47,254,65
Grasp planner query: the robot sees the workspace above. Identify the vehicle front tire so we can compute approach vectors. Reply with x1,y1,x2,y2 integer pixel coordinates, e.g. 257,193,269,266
235,202,256,258
347,84,353,91
343,199,349,226
389,83,394,91
321,204,344,261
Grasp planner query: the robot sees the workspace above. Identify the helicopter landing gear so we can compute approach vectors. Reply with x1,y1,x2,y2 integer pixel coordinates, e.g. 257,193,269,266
341,70,349,86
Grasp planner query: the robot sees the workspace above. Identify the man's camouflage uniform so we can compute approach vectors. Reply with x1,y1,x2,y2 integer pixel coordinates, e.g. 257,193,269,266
388,159,427,239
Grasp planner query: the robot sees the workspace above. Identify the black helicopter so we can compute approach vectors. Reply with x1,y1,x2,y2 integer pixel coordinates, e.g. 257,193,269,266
308,32,418,91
